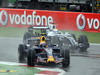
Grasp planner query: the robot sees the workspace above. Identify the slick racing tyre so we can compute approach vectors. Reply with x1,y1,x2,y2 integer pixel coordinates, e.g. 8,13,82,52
78,35,89,51
23,32,33,45
27,49,36,66
18,44,26,63
61,49,70,67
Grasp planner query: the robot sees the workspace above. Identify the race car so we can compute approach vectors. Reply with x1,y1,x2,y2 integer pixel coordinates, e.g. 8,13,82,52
18,35,70,67
65,32,89,51
46,25,90,51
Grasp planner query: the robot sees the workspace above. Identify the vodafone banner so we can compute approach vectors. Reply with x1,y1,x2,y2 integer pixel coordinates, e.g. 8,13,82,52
0,8,100,32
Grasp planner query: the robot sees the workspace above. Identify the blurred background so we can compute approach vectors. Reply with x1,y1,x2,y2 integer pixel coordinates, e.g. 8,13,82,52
0,0,99,13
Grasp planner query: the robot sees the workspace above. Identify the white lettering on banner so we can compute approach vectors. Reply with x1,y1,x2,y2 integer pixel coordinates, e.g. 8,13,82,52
36,15,41,25
87,18,93,29
0,10,8,26
48,16,53,26
9,14,15,24
21,11,26,25
15,14,20,24
0,10,53,26
9,11,53,26
76,14,100,30
93,19,100,29
27,15,32,25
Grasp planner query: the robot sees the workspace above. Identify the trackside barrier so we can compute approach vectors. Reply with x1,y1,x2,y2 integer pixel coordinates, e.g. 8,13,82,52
0,8,100,32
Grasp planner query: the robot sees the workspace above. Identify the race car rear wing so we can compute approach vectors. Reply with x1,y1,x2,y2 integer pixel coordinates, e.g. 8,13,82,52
28,36,50,41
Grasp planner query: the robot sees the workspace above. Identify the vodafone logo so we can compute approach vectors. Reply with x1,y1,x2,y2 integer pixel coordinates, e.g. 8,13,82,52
76,14,100,30
0,10,8,26
0,10,54,26
9,11,53,26
76,14,86,30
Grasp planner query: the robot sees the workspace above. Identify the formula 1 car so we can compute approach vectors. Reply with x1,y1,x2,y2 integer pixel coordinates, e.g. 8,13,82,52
47,29,89,51
47,24,90,51
18,35,70,67
65,32,89,51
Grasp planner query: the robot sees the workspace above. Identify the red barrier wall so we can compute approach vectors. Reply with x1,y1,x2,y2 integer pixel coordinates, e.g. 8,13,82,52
0,8,100,32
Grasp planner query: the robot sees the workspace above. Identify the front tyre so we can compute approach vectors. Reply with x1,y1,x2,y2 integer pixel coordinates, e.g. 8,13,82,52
18,44,26,63
27,49,36,66
23,32,33,44
61,49,70,68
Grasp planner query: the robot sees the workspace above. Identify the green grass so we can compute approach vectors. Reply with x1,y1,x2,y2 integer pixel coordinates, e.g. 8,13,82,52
0,64,41,75
0,27,100,43
0,27,27,38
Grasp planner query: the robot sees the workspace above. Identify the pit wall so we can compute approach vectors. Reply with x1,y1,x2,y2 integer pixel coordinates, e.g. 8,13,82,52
0,8,100,32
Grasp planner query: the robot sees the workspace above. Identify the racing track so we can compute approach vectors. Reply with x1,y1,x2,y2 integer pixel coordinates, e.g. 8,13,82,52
0,37,100,75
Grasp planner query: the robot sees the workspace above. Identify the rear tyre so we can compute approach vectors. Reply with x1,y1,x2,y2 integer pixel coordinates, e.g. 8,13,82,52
27,49,36,66
18,44,26,63
23,32,33,44
61,49,70,68
78,35,89,51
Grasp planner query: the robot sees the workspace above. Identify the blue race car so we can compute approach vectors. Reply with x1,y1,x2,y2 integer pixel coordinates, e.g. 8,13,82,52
18,35,70,68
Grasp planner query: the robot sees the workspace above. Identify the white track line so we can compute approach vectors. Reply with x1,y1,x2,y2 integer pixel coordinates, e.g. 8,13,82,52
90,43,100,46
0,61,26,65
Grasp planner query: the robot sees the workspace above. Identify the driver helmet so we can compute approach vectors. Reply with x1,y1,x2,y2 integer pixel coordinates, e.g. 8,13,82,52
53,29,58,33
53,29,58,31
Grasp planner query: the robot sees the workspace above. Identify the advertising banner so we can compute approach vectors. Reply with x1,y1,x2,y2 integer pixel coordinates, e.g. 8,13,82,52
0,8,100,32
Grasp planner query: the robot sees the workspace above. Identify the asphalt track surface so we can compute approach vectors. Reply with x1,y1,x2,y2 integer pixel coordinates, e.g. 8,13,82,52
0,37,100,75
